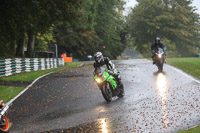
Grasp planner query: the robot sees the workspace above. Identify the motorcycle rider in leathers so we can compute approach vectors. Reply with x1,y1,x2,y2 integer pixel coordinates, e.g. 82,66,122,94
151,37,166,64
93,52,120,81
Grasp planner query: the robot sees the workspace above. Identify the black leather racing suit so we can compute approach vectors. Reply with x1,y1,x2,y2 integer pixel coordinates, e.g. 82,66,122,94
151,42,166,55
93,57,120,81
93,57,115,74
151,42,166,64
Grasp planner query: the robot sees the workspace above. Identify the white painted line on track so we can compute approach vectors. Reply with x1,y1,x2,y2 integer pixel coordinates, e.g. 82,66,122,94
6,63,85,106
6,72,54,106
143,58,200,84
76,63,85,67
166,64,200,84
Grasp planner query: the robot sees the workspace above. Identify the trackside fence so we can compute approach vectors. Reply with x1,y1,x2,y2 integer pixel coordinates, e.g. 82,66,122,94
0,58,64,77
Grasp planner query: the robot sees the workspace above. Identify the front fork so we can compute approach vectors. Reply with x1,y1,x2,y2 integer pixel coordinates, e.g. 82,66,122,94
97,82,105,90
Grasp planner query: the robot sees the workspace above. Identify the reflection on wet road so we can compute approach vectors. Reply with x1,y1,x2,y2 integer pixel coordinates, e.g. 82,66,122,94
156,72,167,98
8,59,200,133
155,72,168,128
101,118,110,133
44,118,112,133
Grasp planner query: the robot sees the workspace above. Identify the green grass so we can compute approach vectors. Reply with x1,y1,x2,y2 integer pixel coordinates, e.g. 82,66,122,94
0,85,24,103
0,62,82,81
0,62,82,103
178,126,200,133
166,58,200,79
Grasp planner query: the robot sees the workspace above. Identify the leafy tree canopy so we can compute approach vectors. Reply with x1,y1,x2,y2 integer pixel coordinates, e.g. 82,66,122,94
126,0,200,57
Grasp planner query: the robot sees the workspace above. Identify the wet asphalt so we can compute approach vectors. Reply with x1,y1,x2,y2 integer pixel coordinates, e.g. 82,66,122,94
7,59,200,133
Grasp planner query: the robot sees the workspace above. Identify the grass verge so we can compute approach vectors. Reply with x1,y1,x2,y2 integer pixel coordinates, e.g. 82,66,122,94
0,62,82,103
166,58,200,79
178,126,200,133
0,85,24,103
0,62,82,81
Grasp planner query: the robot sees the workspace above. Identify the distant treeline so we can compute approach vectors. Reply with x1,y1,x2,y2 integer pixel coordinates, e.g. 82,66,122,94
0,0,199,59
126,0,200,57
0,0,126,60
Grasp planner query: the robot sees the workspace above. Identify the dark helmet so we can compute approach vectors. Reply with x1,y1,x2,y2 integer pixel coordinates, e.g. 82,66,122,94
155,37,160,44
94,52,103,63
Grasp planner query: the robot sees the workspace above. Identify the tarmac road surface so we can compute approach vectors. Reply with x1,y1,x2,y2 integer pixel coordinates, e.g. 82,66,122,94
7,59,200,132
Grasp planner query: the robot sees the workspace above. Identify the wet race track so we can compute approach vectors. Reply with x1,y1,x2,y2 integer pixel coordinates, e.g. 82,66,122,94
7,59,200,132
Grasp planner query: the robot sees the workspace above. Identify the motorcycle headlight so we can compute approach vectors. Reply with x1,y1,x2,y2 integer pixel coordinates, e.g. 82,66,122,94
96,78,102,83
158,54,162,58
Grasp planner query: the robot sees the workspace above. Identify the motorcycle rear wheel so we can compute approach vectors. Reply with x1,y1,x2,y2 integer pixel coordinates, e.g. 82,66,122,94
0,115,10,133
101,84,112,102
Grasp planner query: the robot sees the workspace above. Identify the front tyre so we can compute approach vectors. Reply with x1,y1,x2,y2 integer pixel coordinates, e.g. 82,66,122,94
117,80,124,98
158,59,163,72
101,84,112,102
0,115,10,133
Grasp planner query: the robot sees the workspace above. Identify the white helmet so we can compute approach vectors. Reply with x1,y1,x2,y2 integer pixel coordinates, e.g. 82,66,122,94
94,52,103,63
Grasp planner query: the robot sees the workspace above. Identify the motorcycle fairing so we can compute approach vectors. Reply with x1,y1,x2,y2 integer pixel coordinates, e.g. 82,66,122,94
102,71,117,89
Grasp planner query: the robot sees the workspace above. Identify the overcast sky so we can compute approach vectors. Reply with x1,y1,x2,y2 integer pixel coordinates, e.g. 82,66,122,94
124,0,200,15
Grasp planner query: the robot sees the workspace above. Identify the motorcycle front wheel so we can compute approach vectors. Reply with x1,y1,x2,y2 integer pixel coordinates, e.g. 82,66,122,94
0,115,10,133
101,83,112,102
158,59,163,71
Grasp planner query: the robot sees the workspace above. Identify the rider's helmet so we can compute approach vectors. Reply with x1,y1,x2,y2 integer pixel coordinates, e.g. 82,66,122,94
94,52,103,63
155,37,160,44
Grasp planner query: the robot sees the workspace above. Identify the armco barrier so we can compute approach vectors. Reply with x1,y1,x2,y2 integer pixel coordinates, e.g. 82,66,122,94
0,58,64,77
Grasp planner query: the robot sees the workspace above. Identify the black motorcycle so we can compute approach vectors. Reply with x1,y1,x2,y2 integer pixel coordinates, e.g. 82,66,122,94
154,48,166,71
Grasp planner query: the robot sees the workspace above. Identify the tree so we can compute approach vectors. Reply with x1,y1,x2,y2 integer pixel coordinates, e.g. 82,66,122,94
126,0,200,57
94,0,126,59
0,0,81,58
0,0,127,59
54,0,126,60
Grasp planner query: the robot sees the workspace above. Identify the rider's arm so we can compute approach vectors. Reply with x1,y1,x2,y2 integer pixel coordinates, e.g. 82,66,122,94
93,62,98,74
160,43,167,55
105,57,115,70
160,43,166,51
151,44,155,54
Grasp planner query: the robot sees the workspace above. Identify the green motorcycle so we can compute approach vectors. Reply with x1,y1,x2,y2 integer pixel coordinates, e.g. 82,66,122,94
94,69,124,102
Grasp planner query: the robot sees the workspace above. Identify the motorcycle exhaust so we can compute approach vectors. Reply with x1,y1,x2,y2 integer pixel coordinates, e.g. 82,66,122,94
0,105,9,119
